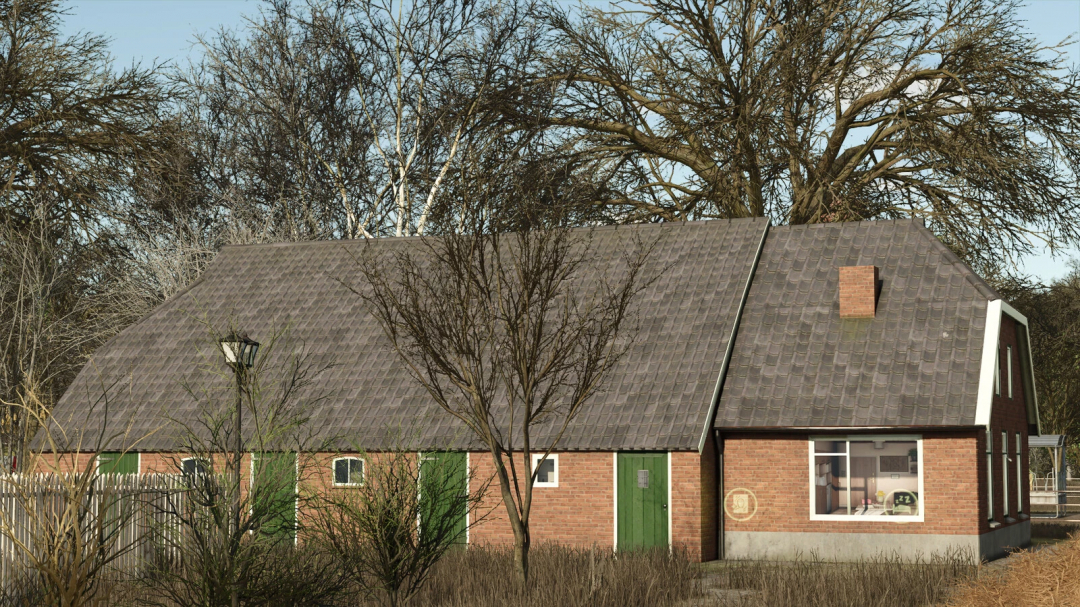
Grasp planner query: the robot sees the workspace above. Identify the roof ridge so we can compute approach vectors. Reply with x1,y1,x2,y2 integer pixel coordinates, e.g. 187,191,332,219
217,218,769,251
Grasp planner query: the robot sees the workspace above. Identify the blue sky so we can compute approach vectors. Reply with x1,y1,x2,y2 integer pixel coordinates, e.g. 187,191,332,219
58,0,1080,284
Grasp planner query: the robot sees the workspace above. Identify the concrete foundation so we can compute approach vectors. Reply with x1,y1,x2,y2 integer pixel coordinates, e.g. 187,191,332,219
725,521,1029,562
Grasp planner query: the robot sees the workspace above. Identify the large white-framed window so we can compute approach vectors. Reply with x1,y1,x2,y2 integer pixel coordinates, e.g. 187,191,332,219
986,433,995,522
531,453,558,488
1016,433,1024,516
809,436,923,522
1006,345,1013,399
332,457,365,487
1002,431,1011,518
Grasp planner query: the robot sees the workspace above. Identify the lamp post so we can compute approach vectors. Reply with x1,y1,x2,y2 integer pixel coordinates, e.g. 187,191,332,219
220,332,258,607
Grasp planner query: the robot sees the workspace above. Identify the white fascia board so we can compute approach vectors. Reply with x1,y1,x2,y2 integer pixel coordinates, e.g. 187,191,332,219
975,299,1003,429
999,301,1028,326
698,222,769,453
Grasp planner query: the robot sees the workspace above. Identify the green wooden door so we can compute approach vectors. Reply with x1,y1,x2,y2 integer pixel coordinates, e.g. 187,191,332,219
617,452,668,551
97,452,138,474
252,452,297,541
420,452,468,547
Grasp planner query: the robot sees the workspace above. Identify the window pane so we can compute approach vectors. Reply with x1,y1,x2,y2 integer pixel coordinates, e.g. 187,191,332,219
847,440,919,516
814,440,846,454
535,458,555,484
814,455,849,515
1002,432,1010,516
1016,433,1023,514
334,460,350,484
350,459,364,483
182,459,202,475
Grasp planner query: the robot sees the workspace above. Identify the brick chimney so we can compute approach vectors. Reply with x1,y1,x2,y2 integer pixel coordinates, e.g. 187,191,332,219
839,265,879,318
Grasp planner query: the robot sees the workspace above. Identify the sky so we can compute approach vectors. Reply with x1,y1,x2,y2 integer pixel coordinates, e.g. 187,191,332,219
57,0,1080,284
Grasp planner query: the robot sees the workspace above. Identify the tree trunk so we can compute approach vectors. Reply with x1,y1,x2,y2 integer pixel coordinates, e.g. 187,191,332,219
513,526,530,587
488,447,531,587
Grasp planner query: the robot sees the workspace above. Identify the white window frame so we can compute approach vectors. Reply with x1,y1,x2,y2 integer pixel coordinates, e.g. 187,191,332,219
807,435,924,523
994,347,1001,396
180,457,208,476
331,457,365,487
1016,433,1023,516
531,453,558,488
1006,345,1013,398
1002,431,1010,518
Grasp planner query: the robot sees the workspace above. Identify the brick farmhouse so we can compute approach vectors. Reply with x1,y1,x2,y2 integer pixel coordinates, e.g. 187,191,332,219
46,218,1039,562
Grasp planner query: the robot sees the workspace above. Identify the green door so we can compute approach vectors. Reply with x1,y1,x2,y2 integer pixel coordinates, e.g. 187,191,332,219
419,452,468,547
97,452,138,474
252,452,297,541
617,452,668,551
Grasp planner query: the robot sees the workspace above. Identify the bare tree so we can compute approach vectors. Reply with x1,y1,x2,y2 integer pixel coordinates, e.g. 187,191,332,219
0,0,172,455
347,194,655,585
172,0,532,243
0,0,170,231
307,440,487,607
0,205,149,462
529,0,1080,270
141,321,340,607
0,378,156,607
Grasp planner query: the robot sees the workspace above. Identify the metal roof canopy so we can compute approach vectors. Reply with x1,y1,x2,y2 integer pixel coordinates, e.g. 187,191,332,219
1030,434,1066,448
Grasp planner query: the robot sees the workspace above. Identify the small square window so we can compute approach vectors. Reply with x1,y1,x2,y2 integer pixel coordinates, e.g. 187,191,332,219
181,458,207,476
532,454,558,488
333,458,364,486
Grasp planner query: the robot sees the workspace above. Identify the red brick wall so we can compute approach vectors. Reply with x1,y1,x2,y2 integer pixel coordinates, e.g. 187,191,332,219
671,436,718,561
721,432,981,536
984,314,1031,530
469,451,615,550
42,447,718,560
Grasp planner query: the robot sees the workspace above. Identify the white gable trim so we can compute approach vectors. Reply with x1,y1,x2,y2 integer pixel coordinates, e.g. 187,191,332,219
1001,301,1041,433
975,299,1040,432
975,300,1002,429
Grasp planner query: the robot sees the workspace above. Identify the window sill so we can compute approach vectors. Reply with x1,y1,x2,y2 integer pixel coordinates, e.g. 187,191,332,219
1018,513,1029,521
989,521,1002,529
1004,517,1017,524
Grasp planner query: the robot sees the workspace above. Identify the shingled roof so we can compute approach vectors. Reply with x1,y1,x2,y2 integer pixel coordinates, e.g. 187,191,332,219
51,219,768,452
714,220,1000,429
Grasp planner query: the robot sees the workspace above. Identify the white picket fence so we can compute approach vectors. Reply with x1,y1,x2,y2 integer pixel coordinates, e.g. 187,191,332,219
0,473,190,586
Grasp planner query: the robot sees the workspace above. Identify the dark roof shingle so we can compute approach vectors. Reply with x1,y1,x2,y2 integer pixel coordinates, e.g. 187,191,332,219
52,219,768,452
714,220,993,429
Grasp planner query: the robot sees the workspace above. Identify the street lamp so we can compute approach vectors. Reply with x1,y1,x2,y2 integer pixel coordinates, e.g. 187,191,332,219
220,332,259,369
220,331,257,604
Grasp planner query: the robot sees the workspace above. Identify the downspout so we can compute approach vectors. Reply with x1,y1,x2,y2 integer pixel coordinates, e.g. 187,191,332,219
697,220,769,561
715,429,724,560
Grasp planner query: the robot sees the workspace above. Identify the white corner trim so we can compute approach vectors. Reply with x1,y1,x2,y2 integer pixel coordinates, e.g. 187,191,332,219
699,221,769,453
612,453,618,553
975,299,1003,429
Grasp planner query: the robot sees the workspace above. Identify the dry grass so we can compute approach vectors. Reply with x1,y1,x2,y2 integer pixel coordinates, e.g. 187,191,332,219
706,551,977,607
406,544,699,607
947,534,1080,606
